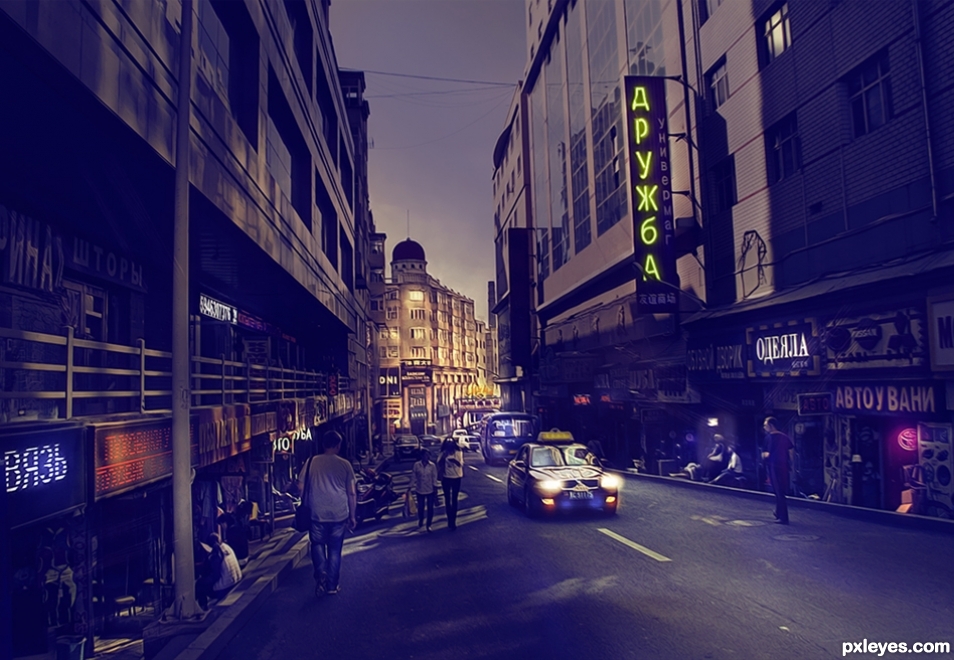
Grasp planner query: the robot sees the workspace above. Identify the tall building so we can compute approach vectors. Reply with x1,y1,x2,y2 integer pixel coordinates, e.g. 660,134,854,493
0,1,373,655
372,237,486,437
503,0,954,516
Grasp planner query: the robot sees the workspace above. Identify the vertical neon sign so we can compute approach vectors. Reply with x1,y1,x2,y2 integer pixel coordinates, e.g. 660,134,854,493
624,76,678,314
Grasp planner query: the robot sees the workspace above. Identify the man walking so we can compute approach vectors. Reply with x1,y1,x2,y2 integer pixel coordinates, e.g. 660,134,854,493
297,430,356,596
411,449,439,532
762,417,794,524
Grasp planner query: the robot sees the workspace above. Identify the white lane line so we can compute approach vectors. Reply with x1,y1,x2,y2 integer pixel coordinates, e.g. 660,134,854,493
597,528,671,563
485,473,503,483
468,465,479,471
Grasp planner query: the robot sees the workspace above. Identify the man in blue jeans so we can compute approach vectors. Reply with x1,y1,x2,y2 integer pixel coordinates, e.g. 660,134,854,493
297,430,356,596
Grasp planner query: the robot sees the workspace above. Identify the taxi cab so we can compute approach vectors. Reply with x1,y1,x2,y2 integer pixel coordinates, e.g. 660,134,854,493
507,430,620,517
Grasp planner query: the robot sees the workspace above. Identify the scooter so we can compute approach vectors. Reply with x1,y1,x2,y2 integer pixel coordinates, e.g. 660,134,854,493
354,467,400,526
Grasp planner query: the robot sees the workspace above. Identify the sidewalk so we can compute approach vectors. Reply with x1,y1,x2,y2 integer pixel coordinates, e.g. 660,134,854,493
611,467,954,534
93,451,394,660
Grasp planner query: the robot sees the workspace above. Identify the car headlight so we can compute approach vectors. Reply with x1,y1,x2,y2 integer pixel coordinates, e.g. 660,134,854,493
537,479,563,493
600,474,621,489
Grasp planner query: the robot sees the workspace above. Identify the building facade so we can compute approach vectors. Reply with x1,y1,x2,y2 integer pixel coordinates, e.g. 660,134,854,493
0,1,373,656
502,0,954,518
372,238,487,438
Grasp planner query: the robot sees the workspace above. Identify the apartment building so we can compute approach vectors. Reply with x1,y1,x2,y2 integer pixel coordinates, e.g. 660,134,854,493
372,238,486,437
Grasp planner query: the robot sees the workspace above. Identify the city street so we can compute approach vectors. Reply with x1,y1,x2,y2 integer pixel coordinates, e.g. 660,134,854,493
219,461,954,660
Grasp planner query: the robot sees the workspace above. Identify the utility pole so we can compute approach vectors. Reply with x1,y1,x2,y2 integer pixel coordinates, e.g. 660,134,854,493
172,0,196,620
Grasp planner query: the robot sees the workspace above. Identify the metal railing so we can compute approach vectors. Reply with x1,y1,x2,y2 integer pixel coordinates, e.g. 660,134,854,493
0,326,322,419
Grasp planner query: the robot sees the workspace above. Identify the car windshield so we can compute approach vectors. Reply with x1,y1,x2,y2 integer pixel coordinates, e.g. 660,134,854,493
562,445,591,466
490,418,535,438
530,446,565,468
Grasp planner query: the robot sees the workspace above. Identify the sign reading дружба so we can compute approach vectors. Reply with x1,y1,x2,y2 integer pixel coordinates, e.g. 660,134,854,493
624,76,678,314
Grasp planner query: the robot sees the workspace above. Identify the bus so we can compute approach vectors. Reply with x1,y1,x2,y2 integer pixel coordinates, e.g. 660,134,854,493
479,411,540,466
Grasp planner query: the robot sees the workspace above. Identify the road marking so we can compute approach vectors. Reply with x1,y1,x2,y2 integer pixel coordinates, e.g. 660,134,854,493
597,528,671,563
485,473,503,483
468,465,479,471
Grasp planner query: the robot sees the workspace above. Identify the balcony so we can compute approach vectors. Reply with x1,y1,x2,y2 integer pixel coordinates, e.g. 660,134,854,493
0,326,324,421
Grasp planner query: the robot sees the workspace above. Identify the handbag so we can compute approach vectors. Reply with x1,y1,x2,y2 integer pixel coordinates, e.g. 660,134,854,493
294,457,314,532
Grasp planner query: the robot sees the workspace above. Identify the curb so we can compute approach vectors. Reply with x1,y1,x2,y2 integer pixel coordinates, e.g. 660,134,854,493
614,469,954,534
166,453,394,660
170,534,310,660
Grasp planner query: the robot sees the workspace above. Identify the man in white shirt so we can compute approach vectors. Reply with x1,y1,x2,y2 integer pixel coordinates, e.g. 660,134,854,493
410,449,439,532
297,430,356,596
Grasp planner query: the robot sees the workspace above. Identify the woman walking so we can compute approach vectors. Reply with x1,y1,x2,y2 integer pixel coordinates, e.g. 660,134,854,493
438,438,464,530
411,449,439,532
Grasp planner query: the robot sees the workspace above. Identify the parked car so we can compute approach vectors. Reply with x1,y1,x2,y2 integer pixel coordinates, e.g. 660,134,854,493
448,429,480,452
507,440,620,517
394,435,421,461
420,434,442,450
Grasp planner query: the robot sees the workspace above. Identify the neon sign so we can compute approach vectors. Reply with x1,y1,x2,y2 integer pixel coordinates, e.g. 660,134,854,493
5,444,69,493
624,76,677,314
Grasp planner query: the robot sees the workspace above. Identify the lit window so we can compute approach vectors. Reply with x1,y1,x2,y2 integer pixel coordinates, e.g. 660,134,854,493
409,290,424,301
848,52,892,138
760,3,791,67
410,327,426,339
386,308,398,320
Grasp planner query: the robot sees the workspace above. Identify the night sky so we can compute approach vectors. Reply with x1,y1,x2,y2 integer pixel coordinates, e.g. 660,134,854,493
330,0,527,321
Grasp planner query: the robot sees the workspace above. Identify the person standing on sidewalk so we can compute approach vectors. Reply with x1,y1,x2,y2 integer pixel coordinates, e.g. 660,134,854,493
438,439,464,531
297,430,356,596
762,417,794,524
411,449,439,532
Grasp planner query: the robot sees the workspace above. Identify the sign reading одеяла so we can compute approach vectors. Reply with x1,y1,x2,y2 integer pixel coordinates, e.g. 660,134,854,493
624,76,677,314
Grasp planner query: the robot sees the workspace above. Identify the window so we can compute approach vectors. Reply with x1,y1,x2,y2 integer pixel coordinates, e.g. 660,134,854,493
410,327,426,340
371,240,384,254
205,1,259,148
267,67,311,228
388,346,399,358
386,307,398,320
707,59,729,111
411,347,429,359
379,328,390,340
765,113,802,184
370,299,382,311
699,0,724,25
389,328,399,340
371,269,384,283
760,3,791,68
410,308,426,320
386,290,399,300
710,156,737,214
408,290,424,301
379,346,387,358
848,52,892,138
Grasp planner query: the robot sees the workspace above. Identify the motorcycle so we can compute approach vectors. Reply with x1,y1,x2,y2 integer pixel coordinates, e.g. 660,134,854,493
354,467,400,526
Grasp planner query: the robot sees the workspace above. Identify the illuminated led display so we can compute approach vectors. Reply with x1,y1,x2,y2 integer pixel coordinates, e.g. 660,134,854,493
5,443,68,493
624,76,678,314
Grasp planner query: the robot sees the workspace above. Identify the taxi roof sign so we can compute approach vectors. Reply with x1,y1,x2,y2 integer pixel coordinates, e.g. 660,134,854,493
537,430,575,442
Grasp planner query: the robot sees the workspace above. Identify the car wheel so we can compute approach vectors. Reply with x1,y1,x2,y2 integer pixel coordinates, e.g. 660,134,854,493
523,486,538,518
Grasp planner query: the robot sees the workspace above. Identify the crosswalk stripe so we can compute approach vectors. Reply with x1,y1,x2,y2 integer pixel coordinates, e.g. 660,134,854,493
597,528,671,562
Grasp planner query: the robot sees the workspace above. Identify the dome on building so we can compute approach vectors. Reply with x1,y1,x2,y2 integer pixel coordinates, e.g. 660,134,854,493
392,238,426,262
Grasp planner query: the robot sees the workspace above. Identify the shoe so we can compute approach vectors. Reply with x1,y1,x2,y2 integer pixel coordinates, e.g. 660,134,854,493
772,511,779,520
426,526,432,533
774,519,789,525
326,586,341,595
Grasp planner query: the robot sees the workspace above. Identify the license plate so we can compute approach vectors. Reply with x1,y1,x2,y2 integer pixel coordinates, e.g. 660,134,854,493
569,491,593,500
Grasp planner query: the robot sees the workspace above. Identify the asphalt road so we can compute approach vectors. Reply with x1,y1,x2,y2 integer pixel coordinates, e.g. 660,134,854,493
219,456,954,660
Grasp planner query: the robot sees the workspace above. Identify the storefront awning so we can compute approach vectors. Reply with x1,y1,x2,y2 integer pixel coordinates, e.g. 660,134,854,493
685,247,954,325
